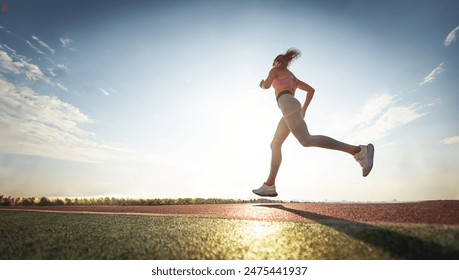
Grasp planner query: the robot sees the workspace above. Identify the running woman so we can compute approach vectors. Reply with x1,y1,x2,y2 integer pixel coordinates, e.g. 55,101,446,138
253,48,374,197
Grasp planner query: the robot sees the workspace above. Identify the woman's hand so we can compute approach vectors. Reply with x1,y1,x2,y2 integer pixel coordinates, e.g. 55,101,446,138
259,79,265,88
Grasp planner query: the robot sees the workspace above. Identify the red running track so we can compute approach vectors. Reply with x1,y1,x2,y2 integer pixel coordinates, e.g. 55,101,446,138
3,200,458,226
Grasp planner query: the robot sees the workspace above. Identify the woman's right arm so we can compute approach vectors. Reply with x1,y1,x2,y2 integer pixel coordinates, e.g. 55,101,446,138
259,68,277,89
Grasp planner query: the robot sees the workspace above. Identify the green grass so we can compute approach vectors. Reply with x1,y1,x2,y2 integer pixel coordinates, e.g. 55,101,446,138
0,210,458,259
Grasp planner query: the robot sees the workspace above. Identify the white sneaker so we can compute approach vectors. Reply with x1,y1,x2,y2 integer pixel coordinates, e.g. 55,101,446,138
354,144,375,177
252,183,278,197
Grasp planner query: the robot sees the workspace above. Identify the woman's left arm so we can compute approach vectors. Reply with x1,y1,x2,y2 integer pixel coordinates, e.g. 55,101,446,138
297,80,315,117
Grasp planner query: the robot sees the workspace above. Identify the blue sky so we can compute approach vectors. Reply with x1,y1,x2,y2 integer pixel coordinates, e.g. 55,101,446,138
1,0,458,201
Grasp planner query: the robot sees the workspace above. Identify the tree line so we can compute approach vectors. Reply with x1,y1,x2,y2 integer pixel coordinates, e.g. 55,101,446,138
0,195,283,206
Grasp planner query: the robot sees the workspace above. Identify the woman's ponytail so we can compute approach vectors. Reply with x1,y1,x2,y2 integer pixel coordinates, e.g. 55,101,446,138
274,48,301,68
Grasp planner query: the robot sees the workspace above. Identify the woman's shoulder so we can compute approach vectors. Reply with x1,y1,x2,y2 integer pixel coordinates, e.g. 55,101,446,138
275,68,295,78
269,67,279,74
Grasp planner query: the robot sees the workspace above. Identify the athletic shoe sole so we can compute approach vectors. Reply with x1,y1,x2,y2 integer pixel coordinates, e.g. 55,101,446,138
252,190,278,197
363,143,374,177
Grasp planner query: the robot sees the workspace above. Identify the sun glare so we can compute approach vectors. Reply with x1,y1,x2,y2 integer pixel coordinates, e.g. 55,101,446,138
239,221,282,240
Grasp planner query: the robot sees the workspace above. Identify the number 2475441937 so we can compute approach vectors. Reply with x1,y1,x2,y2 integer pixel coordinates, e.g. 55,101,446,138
243,266,308,276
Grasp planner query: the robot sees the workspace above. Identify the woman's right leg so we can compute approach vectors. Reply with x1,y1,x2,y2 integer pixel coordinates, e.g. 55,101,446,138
283,109,374,176
279,95,360,155
285,110,360,155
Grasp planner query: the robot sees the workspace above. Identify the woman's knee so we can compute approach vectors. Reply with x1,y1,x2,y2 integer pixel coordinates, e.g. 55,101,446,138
297,134,315,147
270,140,283,150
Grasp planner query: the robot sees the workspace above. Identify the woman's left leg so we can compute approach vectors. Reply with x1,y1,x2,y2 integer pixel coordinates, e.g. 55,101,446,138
265,117,290,186
253,117,290,197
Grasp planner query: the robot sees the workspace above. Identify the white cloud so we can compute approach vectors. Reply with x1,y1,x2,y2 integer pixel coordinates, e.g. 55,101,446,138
0,47,67,91
330,94,395,133
329,94,425,142
59,37,72,47
0,49,22,74
56,82,68,91
31,35,56,54
0,49,48,82
26,40,46,55
0,25,13,35
419,63,445,86
0,77,140,162
444,25,459,47
442,136,459,145
355,104,426,142
48,63,68,77
1,44,16,54
59,37,77,51
99,88,111,96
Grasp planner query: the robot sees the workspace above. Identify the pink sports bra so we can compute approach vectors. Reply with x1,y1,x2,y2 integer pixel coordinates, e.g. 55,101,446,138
273,76,294,89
